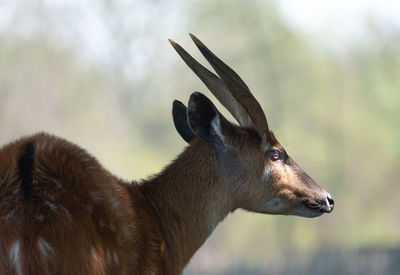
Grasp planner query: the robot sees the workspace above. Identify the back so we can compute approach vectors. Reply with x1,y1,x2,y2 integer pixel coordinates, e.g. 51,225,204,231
0,133,138,275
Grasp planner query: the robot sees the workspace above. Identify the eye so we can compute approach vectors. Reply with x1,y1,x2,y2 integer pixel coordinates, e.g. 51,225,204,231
269,149,282,161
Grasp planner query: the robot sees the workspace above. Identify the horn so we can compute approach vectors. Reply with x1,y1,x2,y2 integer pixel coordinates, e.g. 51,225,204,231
189,34,269,138
169,34,269,139
168,39,252,127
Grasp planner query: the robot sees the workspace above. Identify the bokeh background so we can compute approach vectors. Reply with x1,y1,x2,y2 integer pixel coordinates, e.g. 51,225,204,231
1,0,399,274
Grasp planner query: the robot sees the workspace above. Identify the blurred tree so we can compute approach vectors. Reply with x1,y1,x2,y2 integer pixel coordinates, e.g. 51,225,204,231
0,0,399,273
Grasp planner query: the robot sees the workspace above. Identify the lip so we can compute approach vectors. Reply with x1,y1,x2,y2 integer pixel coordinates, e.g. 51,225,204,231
288,200,334,218
304,201,333,214
289,204,324,218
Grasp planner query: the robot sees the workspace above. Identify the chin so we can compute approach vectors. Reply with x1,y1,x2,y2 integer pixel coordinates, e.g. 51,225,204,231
287,205,326,218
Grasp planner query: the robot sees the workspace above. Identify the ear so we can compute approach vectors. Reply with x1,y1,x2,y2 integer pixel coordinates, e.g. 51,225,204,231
187,92,233,147
172,100,196,143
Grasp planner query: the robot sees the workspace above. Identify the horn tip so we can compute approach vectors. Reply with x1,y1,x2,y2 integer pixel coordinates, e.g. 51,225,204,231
168,38,182,52
189,33,196,39
189,33,202,46
168,38,177,46
190,34,211,60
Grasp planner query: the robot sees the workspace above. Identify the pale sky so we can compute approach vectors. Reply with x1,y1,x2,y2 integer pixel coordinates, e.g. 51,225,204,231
1,0,399,68
277,0,400,38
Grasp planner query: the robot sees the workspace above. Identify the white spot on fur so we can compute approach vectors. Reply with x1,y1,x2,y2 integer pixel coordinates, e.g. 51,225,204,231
5,210,15,222
45,201,57,210
59,206,72,220
110,197,120,210
112,251,119,265
262,166,272,181
90,191,103,202
105,250,112,265
91,247,105,273
211,116,224,143
85,203,94,213
9,240,22,275
38,238,54,262
35,214,44,222
265,198,284,211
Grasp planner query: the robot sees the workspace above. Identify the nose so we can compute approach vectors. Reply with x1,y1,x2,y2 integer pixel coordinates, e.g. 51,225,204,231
327,195,334,209
325,193,334,212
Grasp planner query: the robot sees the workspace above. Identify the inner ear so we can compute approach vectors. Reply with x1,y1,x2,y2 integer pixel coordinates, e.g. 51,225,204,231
172,100,196,143
187,92,226,146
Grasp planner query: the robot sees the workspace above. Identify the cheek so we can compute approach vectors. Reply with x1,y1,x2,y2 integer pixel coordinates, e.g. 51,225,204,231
271,162,297,186
262,162,286,184
261,165,272,181
264,198,285,211
263,163,300,209
274,164,288,183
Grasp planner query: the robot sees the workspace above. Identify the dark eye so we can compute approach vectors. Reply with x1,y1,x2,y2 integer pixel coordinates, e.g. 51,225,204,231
269,149,281,161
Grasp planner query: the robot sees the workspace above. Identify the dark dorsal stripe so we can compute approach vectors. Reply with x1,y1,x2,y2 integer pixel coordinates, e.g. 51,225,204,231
18,141,35,202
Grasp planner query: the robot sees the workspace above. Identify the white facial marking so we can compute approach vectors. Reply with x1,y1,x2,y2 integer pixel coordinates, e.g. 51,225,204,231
211,116,224,143
262,166,272,181
9,240,22,275
38,238,54,261
265,198,284,211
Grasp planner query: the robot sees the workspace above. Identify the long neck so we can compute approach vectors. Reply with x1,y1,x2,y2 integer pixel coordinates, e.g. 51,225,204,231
139,139,235,272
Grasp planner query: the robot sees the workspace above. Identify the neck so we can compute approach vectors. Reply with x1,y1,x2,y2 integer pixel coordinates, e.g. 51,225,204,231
138,139,235,272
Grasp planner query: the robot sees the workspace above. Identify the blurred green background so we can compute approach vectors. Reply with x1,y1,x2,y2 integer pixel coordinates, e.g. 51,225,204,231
1,0,399,274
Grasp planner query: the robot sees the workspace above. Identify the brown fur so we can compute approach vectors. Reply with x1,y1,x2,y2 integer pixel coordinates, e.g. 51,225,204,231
0,121,332,275
1,35,334,275
1,115,335,275
0,133,163,275
0,131,259,274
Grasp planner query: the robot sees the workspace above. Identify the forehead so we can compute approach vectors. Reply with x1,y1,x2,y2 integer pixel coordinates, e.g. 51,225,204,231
240,129,284,154
238,128,285,153
268,131,284,150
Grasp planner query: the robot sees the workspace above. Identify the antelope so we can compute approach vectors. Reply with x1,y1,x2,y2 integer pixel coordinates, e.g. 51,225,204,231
0,34,334,275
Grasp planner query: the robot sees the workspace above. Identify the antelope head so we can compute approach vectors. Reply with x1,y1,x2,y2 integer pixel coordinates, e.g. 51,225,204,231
169,34,334,218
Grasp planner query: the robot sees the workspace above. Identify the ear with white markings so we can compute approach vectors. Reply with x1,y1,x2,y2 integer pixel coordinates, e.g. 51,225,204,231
187,92,236,147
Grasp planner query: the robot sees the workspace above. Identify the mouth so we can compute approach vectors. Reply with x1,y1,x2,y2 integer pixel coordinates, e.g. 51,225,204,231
304,200,333,214
288,200,333,218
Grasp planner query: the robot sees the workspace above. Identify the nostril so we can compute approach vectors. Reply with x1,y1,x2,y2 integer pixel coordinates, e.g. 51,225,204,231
327,196,334,207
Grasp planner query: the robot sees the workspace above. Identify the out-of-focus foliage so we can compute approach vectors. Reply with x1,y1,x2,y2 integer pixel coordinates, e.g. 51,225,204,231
0,0,399,273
